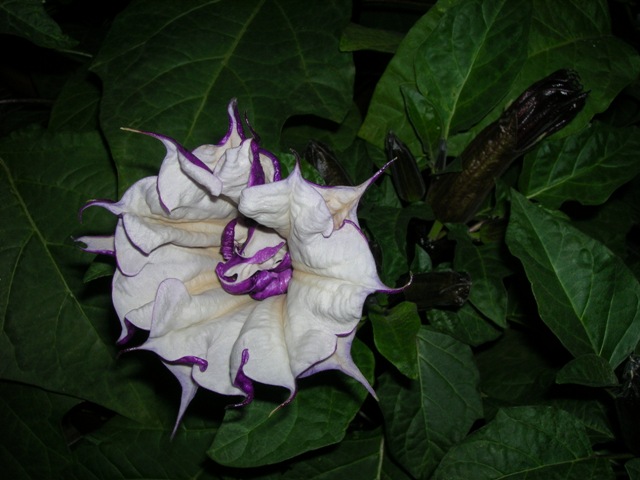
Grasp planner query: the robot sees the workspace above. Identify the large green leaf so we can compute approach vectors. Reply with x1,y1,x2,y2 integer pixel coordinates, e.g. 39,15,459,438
48,67,101,133
0,381,220,480
275,429,386,480
0,382,79,479
209,340,374,467
91,0,354,190
434,406,615,479
450,225,512,327
0,128,172,425
475,328,557,410
358,0,460,154
378,327,483,479
415,0,530,138
0,0,77,49
505,0,640,136
519,123,640,208
506,191,640,368
555,354,618,388
547,398,615,446
370,302,421,379
428,303,502,347
67,415,218,479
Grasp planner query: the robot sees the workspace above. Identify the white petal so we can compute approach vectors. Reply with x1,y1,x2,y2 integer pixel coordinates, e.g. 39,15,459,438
151,133,223,207
213,140,256,203
230,295,296,395
239,164,334,239
298,330,376,399
163,363,199,437
112,242,220,333
142,278,251,396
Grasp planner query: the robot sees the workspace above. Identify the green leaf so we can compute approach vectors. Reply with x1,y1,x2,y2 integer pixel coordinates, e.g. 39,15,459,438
415,0,530,138
450,225,512,327
48,67,101,132
512,0,640,135
428,303,502,347
82,258,116,283
91,0,354,191
340,23,404,53
627,458,640,480
572,192,640,260
556,354,619,387
520,123,640,208
400,86,442,166
67,415,218,480
378,327,483,479
277,429,385,479
547,398,615,445
476,328,557,408
0,128,171,425
358,0,460,154
370,302,421,379
360,202,433,284
434,406,615,479
439,0,640,159
0,382,78,478
506,191,640,368
209,340,374,467
0,0,77,49
0,380,220,480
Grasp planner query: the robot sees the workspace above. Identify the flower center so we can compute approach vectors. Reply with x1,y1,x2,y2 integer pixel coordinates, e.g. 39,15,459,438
215,218,292,300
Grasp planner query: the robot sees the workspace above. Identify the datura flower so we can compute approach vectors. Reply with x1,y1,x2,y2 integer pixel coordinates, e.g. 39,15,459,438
77,99,397,432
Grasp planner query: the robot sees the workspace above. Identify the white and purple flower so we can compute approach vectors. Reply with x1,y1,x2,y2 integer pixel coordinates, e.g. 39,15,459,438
77,99,397,432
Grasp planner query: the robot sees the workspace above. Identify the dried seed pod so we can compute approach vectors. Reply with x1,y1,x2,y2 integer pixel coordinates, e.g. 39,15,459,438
399,270,471,309
303,140,351,186
427,69,588,223
386,131,427,203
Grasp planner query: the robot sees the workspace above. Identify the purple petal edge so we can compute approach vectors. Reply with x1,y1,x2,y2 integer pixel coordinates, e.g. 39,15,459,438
259,148,281,181
116,318,137,345
248,141,266,187
217,98,245,145
77,199,116,222
128,129,211,173
168,356,209,372
229,349,254,407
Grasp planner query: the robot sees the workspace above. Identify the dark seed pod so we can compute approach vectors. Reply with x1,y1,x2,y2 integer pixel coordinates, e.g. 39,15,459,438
399,270,471,309
386,131,427,203
303,140,351,186
427,69,588,223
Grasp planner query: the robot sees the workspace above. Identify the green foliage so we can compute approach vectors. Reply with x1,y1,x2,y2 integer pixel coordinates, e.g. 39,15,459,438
507,191,640,368
2,0,640,478
434,406,615,479
0,0,77,49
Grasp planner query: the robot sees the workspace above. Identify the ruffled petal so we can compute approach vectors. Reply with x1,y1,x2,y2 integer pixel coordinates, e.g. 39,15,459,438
140,278,250,396
230,294,296,396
